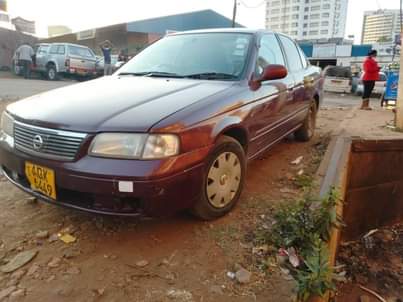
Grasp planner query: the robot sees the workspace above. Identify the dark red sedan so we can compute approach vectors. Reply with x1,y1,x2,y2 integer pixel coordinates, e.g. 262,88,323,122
0,29,323,219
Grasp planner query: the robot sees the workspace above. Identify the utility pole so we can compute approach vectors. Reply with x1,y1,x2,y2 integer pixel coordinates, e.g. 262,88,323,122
396,0,403,129
232,0,237,28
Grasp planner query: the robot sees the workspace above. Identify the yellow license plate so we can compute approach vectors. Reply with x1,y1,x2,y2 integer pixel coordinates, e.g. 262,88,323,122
25,162,56,199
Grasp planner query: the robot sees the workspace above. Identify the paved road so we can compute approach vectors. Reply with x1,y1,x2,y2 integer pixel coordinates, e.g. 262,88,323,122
0,78,74,99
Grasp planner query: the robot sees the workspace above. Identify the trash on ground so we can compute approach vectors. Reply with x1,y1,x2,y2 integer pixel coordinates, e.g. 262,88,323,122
291,156,303,165
0,250,38,273
58,233,76,244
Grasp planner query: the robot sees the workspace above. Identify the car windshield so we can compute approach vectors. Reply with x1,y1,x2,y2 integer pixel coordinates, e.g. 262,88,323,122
118,33,253,80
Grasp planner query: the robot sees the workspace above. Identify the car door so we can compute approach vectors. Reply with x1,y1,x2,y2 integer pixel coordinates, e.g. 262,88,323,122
247,33,294,158
35,44,50,71
278,35,310,128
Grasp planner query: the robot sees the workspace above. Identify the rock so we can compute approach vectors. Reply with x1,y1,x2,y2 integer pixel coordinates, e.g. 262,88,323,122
63,249,80,259
9,289,25,301
0,286,17,300
209,285,224,295
35,231,49,240
135,260,149,267
27,263,40,277
360,295,370,302
65,266,81,275
0,250,38,273
235,267,252,284
166,289,193,302
48,257,61,268
226,271,236,279
48,234,59,243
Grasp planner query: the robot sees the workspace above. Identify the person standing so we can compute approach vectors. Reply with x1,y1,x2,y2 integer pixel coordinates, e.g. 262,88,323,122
15,43,34,79
99,40,114,76
361,50,380,110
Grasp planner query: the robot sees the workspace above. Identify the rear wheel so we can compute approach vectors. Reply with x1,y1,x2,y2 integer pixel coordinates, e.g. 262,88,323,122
46,65,58,81
295,101,317,142
192,136,246,220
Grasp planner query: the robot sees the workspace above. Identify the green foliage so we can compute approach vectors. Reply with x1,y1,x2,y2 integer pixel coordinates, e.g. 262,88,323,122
295,236,335,301
267,188,342,301
294,174,314,191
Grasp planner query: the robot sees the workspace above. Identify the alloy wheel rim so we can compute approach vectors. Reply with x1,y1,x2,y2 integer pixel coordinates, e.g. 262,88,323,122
206,151,241,208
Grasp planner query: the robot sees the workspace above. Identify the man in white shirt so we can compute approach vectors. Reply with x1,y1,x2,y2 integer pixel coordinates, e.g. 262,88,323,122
15,44,34,79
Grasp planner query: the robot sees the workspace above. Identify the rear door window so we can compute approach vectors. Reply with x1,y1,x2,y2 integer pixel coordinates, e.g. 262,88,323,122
57,45,65,55
68,46,94,58
49,44,59,54
255,33,285,76
37,45,49,54
278,35,303,72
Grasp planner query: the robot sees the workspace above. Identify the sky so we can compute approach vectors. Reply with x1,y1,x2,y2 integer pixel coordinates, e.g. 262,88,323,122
6,0,403,43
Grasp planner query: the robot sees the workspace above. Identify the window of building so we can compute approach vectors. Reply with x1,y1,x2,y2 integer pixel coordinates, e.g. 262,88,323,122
303,31,307,35
311,0,320,2
271,8,280,14
271,17,280,22
303,23,308,28
279,35,303,71
292,6,300,11
304,15,309,20
292,14,299,19
310,22,319,27
281,7,291,13
322,12,330,18
272,0,281,5
255,33,286,77
293,0,300,3
321,21,329,26
291,30,298,35
271,24,279,29
320,29,329,34
305,0,309,3
292,22,298,27
310,13,320,19
304,7,309,12
311,5,320,11
309,30,318,35
322,3,331,9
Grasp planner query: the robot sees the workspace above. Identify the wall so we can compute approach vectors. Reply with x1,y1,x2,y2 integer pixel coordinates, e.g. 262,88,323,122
0,28,38,69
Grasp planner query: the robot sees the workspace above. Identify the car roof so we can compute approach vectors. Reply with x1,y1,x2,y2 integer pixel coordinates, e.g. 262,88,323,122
169,28,274,36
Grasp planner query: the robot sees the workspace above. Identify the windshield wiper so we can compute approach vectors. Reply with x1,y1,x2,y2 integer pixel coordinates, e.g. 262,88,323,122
183,72,238,80
118,71,184,78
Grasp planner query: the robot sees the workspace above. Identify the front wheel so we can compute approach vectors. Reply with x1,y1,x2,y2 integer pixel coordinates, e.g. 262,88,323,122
294,101,317,142
46,65,58,81
192,136,246,220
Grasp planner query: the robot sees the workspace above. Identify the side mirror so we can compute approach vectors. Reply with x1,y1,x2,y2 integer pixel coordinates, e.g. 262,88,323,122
249,64,288,90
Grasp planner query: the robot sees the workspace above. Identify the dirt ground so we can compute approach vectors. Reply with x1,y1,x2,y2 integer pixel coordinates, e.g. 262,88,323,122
0,96,360,302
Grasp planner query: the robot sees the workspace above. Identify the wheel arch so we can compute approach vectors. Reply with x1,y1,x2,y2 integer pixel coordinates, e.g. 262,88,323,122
212,117,249,153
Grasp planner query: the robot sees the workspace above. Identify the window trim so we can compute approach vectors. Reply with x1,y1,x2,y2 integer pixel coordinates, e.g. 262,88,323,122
276,34,304,72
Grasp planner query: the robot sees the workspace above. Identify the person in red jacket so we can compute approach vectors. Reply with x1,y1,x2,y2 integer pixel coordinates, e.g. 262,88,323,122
361,50,380,110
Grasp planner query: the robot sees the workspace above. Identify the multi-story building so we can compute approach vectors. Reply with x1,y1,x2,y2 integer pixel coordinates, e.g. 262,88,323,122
265,0,348,41
361,10,402,44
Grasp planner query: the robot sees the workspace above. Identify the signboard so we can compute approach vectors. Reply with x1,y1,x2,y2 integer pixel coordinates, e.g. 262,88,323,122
335,45,352,57
77,29,96,40
312,44,336,58
384,71,399,100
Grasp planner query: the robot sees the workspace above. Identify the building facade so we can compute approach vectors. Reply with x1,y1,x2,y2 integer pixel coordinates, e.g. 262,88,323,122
361,10,402,44
48,25,72,37
265,0,348,41
11,17,35,34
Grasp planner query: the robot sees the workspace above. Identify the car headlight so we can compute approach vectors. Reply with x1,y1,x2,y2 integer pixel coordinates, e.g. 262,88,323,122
0,112,14,137
89,133,179,159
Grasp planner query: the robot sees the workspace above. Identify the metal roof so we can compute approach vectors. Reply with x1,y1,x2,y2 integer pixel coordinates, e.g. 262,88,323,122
127,9,245,34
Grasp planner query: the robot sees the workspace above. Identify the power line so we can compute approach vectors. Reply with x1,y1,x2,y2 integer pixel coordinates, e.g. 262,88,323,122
239,0,266,9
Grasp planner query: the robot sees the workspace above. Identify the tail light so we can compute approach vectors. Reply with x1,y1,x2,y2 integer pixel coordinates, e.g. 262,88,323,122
65,58,70,67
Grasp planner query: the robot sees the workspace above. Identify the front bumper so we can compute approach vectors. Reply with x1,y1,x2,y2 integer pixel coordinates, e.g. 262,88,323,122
0,140,207,217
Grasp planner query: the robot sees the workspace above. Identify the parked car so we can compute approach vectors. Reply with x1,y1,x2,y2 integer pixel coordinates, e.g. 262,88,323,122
95,55,125,76
355,72,387,96
34,43,97,80
0,29,323,219
323,66,352,93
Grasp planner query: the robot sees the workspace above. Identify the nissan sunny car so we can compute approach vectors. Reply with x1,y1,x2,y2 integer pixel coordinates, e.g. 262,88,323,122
0,29,323,220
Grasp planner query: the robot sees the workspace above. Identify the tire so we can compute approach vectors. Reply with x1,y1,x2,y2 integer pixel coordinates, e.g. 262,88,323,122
192,136,246,220
294,101,317,142
46,65,58,81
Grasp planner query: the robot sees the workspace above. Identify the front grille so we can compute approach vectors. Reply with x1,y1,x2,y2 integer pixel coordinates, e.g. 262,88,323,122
14,121,87,161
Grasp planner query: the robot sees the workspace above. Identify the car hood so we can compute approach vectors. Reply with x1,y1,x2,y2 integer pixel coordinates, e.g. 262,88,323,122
7,76,234,133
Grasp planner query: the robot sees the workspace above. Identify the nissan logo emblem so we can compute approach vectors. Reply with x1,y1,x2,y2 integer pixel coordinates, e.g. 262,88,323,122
32,135,44,150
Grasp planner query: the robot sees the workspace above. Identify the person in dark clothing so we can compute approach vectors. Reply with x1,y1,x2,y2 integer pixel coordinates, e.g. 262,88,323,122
361,50,380,110
99,40,114,76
